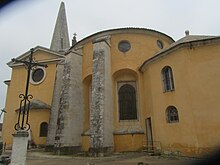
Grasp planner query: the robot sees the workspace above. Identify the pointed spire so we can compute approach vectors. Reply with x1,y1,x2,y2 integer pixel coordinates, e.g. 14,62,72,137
50,2,70,53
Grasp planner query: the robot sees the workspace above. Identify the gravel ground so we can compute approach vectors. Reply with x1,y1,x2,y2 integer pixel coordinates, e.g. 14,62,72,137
25,151,197,165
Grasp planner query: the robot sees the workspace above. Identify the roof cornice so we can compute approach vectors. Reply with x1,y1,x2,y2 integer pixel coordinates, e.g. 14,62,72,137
7,46,65,68
140,36,220,72
71,27,174,49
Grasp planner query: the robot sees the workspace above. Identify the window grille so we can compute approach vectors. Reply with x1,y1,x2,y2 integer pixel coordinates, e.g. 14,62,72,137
118,84,137,120
166,106,179,123
162,66,175,92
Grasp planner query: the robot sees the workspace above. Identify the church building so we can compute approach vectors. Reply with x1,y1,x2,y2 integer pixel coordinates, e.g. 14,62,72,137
2,2,220,156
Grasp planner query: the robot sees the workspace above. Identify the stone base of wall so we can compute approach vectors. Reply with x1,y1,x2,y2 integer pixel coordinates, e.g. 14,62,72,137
88,147,113,156
54,146,81,155
162,146,220,157
45,145,54,152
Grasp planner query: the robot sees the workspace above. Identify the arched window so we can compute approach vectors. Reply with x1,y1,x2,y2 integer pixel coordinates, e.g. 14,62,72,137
118,84,137,120
166,106,179,123
161,66,175,92
39,122,48,137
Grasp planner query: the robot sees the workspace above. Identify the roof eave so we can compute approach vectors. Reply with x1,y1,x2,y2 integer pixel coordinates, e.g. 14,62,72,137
140,36,220,72
70,27,174,49
7,46,65,68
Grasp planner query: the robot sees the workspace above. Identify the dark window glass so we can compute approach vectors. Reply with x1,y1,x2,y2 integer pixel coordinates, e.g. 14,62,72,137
39,122,48,137
32,68,44,83
166,106,179,123
162,66,175,92
118,84,137,120
157,40,164,49
118,40,131,52
61,38,64,49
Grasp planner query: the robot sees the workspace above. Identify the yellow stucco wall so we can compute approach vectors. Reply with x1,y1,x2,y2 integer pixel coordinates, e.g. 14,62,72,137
143,44,220,155
80,31,220,154
2,50,59,148
81,31,173,152
114,134,145,152
4,29,220,156
28,109,50,145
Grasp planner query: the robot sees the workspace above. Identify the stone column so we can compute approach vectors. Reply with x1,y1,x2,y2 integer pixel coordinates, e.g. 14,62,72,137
89,36,114,156
10,131,29,165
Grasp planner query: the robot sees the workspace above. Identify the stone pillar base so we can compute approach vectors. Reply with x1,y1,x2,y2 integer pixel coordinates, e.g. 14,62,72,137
89,147,113,157
54,146,81,155
11,131,29,165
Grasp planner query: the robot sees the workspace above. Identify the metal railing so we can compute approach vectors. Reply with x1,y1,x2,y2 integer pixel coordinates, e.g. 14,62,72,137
142,141,161,155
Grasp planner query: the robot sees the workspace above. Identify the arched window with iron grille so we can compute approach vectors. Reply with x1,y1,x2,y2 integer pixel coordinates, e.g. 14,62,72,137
118,84,137,120
166,106,179,123
161,66,175,92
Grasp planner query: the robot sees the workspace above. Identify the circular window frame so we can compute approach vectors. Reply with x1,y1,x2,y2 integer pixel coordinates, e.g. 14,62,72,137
157,40,164,49
118,40,131,53
30,66,46,85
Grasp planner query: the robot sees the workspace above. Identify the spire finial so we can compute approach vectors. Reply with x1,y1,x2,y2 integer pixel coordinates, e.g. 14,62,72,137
72,33,77,46
185,30,190,36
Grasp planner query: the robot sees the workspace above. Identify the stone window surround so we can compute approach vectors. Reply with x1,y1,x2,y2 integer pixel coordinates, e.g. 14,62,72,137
30,66,46,85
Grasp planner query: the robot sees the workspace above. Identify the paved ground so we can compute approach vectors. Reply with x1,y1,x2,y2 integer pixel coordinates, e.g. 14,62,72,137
25,151,198,165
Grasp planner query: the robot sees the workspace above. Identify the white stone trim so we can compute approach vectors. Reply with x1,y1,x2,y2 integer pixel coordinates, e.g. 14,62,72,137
30,66,46,85
8,58,64,67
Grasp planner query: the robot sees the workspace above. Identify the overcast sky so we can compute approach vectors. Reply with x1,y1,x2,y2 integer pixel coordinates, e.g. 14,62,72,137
1,0,220,120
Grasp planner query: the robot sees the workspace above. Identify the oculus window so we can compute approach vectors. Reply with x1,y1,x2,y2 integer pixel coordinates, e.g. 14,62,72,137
157,40,164,49
118,40,131,53
30,67,46,85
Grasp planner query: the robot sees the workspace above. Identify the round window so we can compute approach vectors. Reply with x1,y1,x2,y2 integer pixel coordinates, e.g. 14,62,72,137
118,40,131,52
30,67,46,85
157,40,164,49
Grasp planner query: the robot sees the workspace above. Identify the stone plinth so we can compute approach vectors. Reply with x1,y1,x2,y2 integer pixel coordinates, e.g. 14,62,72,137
11,131,29,165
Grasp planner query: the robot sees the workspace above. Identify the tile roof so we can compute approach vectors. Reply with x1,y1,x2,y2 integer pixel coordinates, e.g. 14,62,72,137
15,99,51,111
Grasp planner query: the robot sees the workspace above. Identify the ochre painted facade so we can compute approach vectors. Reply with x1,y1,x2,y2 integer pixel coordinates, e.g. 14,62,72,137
3,29,220,156
79,30,174,154
3,3,220,157
141,39,220,156
2,47,64,148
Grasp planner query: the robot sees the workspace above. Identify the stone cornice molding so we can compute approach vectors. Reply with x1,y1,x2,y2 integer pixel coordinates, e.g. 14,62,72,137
71,28,174,49
92,35,111,47
7,46,65,68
